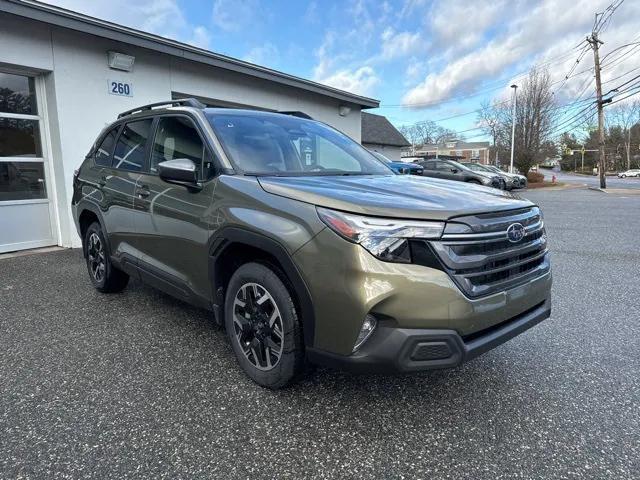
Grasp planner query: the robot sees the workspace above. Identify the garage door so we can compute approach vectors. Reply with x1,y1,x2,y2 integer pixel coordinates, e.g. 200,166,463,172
0,71,56,253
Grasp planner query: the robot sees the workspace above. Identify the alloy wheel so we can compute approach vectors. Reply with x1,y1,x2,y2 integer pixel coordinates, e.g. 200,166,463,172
232,282,284,371
87,232,106,283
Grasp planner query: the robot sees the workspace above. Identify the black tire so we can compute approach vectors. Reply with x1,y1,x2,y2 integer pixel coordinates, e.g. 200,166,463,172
224,262,305,389
84,222,129,293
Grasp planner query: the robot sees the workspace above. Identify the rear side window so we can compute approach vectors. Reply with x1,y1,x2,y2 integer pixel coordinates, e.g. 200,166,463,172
150,116,205,176
112,119,152,172
94,126,119,167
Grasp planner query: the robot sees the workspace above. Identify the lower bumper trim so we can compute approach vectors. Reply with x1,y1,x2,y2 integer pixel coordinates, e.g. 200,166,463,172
307,297,551,374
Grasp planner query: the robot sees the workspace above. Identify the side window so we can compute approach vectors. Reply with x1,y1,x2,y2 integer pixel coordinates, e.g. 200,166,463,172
423,161,436,170
151,116,207,177
112,119,152,172
314,135,361,171
94,126,119,167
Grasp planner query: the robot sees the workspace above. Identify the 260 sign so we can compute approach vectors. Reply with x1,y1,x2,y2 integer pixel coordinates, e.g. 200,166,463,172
108,80,133,97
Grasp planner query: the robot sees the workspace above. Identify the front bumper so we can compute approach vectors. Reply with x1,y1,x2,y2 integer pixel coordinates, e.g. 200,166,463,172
307,296,551,373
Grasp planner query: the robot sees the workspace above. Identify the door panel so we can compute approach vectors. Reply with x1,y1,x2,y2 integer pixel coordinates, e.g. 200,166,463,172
133,175,215,302
100,169,141,263
0,72,56,253
102,119,152,263
132,115,216,304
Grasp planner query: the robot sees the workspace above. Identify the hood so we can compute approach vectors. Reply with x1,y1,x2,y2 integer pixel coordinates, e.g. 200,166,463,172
257,174,533,221
471,170,498,179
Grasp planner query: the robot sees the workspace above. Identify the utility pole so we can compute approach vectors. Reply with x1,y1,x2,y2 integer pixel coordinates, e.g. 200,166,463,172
509,84,518,173
587,31,607,189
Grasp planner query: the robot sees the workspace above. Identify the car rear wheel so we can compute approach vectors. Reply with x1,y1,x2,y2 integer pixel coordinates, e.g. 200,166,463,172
225,262,305,389
84,222,129,293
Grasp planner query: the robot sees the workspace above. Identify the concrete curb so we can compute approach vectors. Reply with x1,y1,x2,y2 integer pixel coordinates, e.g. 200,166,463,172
588,186,608,194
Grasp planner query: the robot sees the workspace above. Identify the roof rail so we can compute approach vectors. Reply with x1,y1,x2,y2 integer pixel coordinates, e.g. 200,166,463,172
278,111,313,120
117,98,206,119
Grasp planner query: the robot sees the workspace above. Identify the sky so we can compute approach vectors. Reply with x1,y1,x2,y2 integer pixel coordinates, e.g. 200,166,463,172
40,0,640,141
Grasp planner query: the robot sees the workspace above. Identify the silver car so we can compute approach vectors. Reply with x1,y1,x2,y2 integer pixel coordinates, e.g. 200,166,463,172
618,169,640,178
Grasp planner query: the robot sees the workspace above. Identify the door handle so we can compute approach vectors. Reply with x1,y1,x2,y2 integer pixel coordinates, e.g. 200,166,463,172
98,176,106,187
137,186,151,198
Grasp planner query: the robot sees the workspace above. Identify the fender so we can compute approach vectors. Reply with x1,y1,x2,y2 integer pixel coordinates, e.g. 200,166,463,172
209,226,316,347
75,201,110,257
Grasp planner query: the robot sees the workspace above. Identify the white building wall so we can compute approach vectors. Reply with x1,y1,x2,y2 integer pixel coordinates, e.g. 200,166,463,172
0,14,363,249
362,143,403,161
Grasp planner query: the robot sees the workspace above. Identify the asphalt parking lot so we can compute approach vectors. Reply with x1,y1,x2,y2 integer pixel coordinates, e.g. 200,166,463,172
1,188,639,479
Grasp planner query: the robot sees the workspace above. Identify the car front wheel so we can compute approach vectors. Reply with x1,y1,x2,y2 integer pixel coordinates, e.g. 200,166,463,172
224,262,305,389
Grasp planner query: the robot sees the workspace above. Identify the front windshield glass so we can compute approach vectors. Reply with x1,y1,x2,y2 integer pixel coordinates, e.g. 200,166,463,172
206,111,392,176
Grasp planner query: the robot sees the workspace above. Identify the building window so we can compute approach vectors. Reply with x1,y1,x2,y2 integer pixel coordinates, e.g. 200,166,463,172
471,149,480,158
0,72,46,201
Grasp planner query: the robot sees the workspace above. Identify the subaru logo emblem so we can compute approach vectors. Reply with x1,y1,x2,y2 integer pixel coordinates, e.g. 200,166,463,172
506,223,525,243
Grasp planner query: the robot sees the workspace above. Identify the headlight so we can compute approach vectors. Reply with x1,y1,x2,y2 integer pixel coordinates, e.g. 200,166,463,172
316,207,444,263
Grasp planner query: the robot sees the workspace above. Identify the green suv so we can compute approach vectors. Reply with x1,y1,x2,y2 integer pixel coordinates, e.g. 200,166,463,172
72,99,552,388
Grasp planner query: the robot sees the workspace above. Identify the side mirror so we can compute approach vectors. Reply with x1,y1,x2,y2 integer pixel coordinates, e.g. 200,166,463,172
451,168,459,173
158,159,201,189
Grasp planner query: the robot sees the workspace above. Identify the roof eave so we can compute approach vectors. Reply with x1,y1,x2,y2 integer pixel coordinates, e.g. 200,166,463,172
1,0,380,109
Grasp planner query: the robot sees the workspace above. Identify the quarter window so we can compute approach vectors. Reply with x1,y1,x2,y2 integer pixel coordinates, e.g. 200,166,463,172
112,119,152,172
151,117,206,177
94,126,119,167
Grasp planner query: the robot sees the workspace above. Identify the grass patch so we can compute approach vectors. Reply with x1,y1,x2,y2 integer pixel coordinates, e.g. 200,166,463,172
526,181,566,189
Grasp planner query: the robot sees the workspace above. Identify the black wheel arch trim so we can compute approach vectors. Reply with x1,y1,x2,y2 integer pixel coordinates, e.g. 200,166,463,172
76,201,112,259
208,226,316,347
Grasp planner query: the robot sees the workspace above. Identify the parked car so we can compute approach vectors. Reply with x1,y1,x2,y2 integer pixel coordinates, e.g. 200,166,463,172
486,165,528,188
369,150,424,175
618,169,640,178
461,162,526,189
418,158,504,189
72,99,551,389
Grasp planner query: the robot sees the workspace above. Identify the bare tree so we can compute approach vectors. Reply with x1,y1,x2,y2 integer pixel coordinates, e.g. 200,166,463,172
480,68,557,174
399,121,457,148
610,100,640,169
477,100,504,164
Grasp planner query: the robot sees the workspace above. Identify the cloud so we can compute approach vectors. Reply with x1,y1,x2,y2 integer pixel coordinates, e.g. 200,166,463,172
317,66,380,97
39,0,212,49
212,0,260,32
402,0,640,108
243,43,280,68
380,29,424,60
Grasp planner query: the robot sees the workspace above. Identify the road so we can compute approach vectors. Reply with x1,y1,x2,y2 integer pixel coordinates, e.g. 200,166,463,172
1,188,638,479
540,168,640,189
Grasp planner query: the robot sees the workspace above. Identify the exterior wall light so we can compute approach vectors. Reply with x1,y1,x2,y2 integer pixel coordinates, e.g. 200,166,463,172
107,51,135,72
339,105,351,116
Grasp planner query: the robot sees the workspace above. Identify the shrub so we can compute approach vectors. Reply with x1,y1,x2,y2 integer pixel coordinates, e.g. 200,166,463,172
527,171,544,183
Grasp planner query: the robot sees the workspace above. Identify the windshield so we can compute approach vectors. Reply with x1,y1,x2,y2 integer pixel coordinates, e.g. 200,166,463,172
370,151,392,163
206,111,392,176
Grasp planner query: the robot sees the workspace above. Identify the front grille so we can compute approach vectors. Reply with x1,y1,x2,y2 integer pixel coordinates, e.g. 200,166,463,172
429,207,550,298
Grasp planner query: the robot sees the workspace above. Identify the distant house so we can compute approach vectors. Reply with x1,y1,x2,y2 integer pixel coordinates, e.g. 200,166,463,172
361,112,411,161
407,140,491,164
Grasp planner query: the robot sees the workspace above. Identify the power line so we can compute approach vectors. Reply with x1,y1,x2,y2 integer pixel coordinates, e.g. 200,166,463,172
602,43,640,69
603,73,640,97
602,64,640,85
